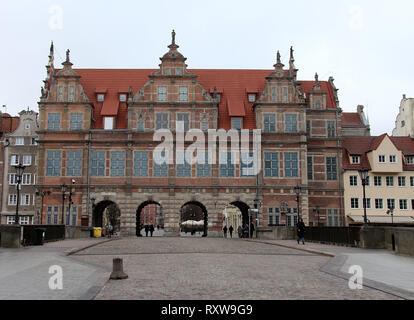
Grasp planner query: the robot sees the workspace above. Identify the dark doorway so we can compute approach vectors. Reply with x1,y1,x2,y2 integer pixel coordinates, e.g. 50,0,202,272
231,201,250,227
92,200,121,233
180,201,208,237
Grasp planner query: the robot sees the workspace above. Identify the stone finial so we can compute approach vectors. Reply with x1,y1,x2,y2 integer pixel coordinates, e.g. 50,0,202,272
49,41,54,57
66,49,70,63
172,29,176,45
290,46,294,62
315,73,319,84
277,51,281,64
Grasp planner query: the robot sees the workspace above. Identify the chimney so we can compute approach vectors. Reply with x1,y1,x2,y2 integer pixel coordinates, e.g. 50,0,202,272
403,94,406,100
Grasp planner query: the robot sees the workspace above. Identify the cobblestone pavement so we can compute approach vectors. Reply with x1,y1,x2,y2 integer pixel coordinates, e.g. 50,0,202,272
0,238,112,300
72,238,399,300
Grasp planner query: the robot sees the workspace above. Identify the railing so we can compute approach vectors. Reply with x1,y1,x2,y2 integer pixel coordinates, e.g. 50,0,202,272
22,225,65,246
304,227,361,247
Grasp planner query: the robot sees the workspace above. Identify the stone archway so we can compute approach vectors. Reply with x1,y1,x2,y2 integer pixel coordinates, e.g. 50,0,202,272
221,201,250,238
92,200,121,233
136,201,164,237
180,201,208,237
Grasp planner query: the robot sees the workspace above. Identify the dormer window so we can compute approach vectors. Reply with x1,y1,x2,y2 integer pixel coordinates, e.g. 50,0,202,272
248,94,256,103
315,99,322,109
351,156,360,164
165,68,171,76
216,94,221,103
175,68,182,75
390,155,397,163
406,156,414,164
119,94,127,102
16,137,24,146
379,155,386,163
97,94,105,102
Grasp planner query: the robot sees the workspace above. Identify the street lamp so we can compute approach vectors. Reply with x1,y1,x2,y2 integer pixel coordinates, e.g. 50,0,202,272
358,168,370,226
387,209,394,225
61,183,67,225
14,163,26,225
294,184,301,220
36,190,51,225
313,206,321,227
67,180,75,226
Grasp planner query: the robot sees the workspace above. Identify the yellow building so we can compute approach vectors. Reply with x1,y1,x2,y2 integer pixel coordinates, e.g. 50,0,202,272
343,134,414,225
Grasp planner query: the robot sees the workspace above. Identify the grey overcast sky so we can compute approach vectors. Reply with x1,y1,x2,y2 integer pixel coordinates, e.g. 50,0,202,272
1,0,413,135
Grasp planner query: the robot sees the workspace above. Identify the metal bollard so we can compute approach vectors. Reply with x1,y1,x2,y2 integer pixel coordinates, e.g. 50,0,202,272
110,258,128,280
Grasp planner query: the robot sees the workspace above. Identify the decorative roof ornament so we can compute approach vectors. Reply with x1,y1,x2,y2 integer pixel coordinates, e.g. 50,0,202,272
315,73,319,84
289,46,296,70
62,48,73,69
49,41,54,58
277,51,281,64
168,29,179,51
66,49,70,63
172,29,176,45
273,50,285,71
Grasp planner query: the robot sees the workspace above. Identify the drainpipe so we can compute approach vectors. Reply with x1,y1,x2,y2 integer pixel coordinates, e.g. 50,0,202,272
1,138,10,223
336,108,344,226
86,130,92,225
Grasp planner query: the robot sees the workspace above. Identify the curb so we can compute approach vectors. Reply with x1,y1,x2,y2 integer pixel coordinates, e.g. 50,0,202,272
246,239,335,257
65,237,119,256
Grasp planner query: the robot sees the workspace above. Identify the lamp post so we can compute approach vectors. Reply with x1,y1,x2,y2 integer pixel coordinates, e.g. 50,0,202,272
14,163,26,225
358,168,370,226
67,179,75,226
387,209,394,225
313,206,321,226
294,184,301,220
61,183,67,225
36,190,51,225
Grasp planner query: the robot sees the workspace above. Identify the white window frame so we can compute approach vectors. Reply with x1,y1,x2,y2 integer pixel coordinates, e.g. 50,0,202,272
11,155,19,166
379,155,386,163
97,94,105,102
22,174,31,185
23,155,31,166
104,117,114,130
21,194,30,206
8,194,17,206
119,94,127,102
157,86,167,102
16,137,24,146
178,86,188,102
9,174,17,185
6,216,15,225
390,155,397,163
406,156,414,165
351,156,360,164
69,86,74,102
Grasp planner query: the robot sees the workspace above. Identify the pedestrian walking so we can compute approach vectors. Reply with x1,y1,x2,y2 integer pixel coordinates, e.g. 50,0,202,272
149,224,154,237
105,223,113,238
250,222,255,238
296,218,306,245
237,225,243,238
223,225,228,238
229,225,234,238
243,225,249,238
144,225,149,237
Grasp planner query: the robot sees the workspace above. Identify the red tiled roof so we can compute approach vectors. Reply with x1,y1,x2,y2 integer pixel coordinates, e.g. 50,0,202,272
0,114,19,137
73,69,338,130
342,113,364,127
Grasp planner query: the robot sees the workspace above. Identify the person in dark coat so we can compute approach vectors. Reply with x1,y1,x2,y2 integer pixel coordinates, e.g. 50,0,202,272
144,225,149,237
223,225,228,238
237,225,243,238
296,218,306,245
243,225,249,238
149,224,155,237
250,222,255,238
229,225,234,238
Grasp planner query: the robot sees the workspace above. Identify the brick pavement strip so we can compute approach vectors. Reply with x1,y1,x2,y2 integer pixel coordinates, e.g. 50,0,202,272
71,237,399,300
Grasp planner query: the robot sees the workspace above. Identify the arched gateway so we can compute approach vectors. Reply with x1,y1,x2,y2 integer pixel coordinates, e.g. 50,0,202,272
136,201,164,237
92,200,121,233
180,201,208,237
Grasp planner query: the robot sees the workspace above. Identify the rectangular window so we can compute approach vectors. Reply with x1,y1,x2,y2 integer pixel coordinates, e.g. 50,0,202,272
406,156,414,164
11,154,19,166
241,152,255,177
284,152,298,177
71,206,78,226
327,121,336,138
9,174,17,185
23,155,31,166
165,68,170,75
70,113,83,130
350,176,358,186
326,157,337,181
110,151,125,177
176,152,191,177
374,176,382,186
285,114,297,133
386,176,394,187
22,174,31,185
375,199,383,209
201,121,209,132
69,86,74,102
19,216,30,225
264,114,276,133
232,117,242,131
21,194,30,206
390,155,397,163
156,113,169,130
46,150,61,177
119,94,127,102
351,198,359,209
176,68,182,75
248,94,256,103
387,199,395,210
134,151,149,177
157,86,167,102
91,151,105,177
307,156,313,180
411,177,414,187
220,152,235,177
264,152,279,177
176,113,190,132
379,155,386,163
153,151,168,177
66,151,82,176
306,120,311,137
16,137,24,145
398,176,406,187
8,194,17,206
197,152,211,177
58,86,63,101
328,209,340,227
351,156,361,164
400,199,408,210
179,86,188,102
363,198,371,209
47,113,60,130
282,87,288,103
271,87,277,102
97,94,105,102
104,117,114,130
